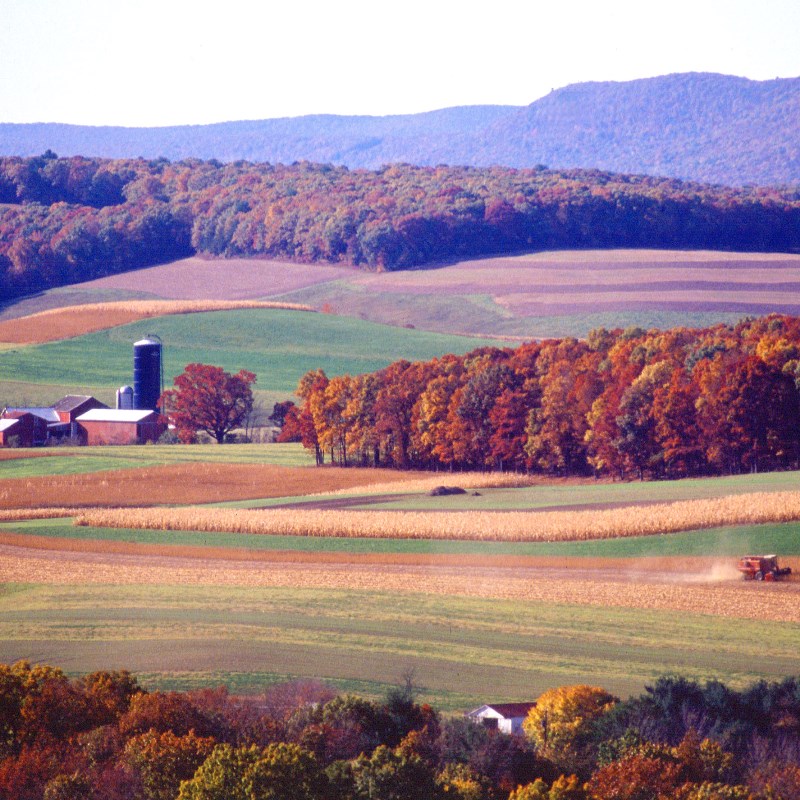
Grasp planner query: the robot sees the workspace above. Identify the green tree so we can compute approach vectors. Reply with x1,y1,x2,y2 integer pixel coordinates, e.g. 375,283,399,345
352,744,440,800
177,742,325,800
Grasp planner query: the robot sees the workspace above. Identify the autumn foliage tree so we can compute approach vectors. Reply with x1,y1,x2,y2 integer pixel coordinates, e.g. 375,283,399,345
159,363,256,444
3,154,800,301
522,685,618,778
290,314,800,480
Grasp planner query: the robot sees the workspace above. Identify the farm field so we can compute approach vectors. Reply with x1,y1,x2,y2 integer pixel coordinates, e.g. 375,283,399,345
4,243,800,711
0,308,497,407
0,571,798,708
4,250,800,339
4,516,800,561
0,299,314,344
1,443,800,703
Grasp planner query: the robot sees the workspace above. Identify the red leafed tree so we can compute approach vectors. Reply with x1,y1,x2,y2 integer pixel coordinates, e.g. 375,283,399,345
160,363,256,444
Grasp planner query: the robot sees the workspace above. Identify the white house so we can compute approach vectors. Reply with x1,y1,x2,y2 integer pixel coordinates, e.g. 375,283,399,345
466,702,536,734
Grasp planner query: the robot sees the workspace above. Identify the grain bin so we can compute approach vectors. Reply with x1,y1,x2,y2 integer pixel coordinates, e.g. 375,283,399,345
116,385,134,410
133,336,163,411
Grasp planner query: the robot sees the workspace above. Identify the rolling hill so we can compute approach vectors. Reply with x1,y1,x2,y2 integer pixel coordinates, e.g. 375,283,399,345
1,73,798,185
0,308,498,407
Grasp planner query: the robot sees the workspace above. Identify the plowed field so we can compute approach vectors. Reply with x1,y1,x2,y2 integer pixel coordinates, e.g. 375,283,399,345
0,462,430,508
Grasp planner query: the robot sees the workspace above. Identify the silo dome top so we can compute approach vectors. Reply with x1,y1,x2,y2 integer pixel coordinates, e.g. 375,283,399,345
134,336,161,347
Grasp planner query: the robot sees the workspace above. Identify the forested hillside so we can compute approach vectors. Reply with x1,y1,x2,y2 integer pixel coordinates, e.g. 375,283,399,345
2,153,800,301
285,314,800,478
1,73,798,185
1,661,799,800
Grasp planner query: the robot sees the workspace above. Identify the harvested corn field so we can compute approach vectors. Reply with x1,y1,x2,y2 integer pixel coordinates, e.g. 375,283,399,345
0,300,314,344
75,491,800,542
1,540,799,623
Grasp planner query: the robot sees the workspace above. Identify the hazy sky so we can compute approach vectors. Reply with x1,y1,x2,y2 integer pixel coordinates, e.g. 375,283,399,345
2,0,799,127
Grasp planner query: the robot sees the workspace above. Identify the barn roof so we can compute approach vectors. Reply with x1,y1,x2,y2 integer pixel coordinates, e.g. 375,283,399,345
76,409,157,423
0,418,19,432
3,407,60,423
52,395,98,412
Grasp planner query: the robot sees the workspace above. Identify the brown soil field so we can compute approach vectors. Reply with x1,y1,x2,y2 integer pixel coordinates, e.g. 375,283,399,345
10,250,800,330
1,537,798,623
0,450,58,462
0,300,314,344
352,252,800,319
76,256,354,300
0,463,431,509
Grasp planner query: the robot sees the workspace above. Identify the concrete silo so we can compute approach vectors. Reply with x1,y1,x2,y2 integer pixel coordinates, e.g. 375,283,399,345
116,385,134,410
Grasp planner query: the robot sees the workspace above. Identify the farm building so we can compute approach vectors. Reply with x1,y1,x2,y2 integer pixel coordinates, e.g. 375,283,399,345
2,396,109,444
0,412,49,447
75,408,166,445
52,394,107,423
466,702,536,734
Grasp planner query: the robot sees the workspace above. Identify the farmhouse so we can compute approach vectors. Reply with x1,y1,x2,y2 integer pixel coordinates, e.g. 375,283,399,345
466,702,536,734
75,408,165,446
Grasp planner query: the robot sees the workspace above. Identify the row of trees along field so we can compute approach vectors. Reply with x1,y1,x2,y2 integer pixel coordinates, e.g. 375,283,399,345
278,314,800,478
2,152,800,299
1,661,799,800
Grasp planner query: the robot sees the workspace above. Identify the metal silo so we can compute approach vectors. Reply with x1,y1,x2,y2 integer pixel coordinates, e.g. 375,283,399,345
133,336,163,410
116,385,134,410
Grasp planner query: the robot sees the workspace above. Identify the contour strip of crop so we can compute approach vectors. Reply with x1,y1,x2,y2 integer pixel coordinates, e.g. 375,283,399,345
75,490,800,542
0,508,78,521
0,300,315,343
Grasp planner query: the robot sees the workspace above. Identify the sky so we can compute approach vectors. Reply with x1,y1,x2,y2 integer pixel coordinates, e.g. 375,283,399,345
1,0,799,127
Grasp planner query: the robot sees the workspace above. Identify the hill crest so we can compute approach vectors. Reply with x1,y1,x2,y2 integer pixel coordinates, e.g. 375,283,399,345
1,72,798,186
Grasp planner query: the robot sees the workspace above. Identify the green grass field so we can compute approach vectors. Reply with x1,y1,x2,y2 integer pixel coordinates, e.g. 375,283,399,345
4,517,800,559
1,582,798,709
242,470,800,512
0,308,497,406
0,443,312,479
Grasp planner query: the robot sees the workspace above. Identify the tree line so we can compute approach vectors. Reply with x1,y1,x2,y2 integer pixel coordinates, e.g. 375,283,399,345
2,152,800,300
278,314,800,478
1,661,799,799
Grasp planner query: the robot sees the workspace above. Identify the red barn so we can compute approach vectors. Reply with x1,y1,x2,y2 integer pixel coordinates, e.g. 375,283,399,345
0,412,48,447
52,395,108,424
76,409,165,446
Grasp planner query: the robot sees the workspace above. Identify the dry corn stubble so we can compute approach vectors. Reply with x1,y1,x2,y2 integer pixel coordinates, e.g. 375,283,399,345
1,544,799,623
75,491,800,542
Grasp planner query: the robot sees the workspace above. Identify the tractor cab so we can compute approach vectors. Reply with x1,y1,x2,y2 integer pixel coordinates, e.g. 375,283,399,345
737,555,792,581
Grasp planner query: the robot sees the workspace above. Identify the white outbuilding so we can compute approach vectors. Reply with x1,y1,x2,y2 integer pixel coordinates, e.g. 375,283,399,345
466,702,536,734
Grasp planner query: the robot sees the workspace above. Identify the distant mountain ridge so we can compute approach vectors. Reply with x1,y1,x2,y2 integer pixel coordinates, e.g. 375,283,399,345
0,73,798,186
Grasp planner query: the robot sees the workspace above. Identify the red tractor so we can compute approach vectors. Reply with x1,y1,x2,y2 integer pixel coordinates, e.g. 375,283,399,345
737,555,792,582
